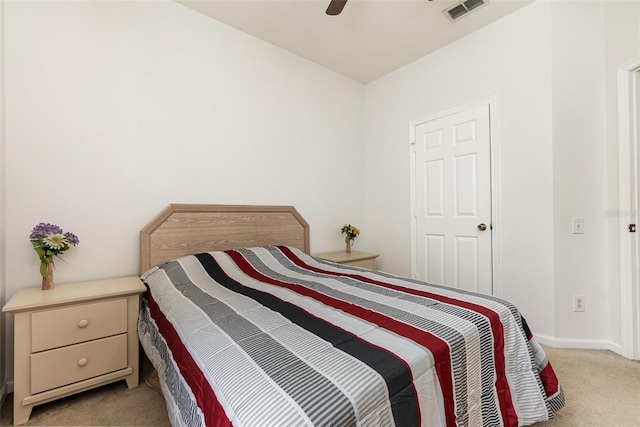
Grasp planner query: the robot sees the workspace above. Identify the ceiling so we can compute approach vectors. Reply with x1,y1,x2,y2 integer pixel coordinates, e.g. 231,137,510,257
176,0,534,84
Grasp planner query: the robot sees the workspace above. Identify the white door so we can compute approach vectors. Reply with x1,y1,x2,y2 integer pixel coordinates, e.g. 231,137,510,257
619,63,640,360
411,103,493,294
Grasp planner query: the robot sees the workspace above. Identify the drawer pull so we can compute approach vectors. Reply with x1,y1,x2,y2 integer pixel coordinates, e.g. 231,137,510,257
77,319,89,328
78,357,88,367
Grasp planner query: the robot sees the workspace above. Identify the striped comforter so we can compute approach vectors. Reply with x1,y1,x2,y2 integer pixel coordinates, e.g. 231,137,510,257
139,245,564,427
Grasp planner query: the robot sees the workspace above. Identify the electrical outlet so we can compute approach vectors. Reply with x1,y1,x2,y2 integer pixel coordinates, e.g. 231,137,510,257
573,295,585,312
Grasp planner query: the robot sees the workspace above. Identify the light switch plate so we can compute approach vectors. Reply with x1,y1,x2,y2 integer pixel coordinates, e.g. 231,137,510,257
572,217,584,234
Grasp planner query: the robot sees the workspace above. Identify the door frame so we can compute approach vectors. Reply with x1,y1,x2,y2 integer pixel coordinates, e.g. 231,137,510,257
618,58,640,360
409,96,500,296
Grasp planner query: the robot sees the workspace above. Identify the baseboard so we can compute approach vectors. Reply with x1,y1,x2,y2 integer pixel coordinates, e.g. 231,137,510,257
535,333,623,354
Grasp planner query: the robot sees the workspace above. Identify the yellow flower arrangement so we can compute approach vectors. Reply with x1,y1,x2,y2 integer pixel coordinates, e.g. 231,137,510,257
341,224,360,242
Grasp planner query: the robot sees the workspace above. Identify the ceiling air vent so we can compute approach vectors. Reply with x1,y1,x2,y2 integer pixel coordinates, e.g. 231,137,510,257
444,0,487,21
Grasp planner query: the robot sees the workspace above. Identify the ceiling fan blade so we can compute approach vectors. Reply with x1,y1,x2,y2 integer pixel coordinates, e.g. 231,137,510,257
326,0,347,16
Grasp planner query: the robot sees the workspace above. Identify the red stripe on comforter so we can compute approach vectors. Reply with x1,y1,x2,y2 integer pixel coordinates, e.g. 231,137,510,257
147,291,232,427
539,362,560,397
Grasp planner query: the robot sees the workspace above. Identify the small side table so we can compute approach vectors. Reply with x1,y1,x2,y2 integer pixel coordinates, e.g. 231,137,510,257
314,250,380,270
2,276,146,425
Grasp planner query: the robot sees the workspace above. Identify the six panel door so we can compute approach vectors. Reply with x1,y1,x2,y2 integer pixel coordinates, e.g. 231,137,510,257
412,103,492,294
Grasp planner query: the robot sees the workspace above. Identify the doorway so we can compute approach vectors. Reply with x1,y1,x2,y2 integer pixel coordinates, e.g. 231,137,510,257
410,99,497,295
618,60,640,360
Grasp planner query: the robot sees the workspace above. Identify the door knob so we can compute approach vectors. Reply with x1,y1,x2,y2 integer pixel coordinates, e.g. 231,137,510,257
477,223,487,231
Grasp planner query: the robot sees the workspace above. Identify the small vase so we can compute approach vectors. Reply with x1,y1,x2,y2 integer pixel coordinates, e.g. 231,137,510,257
345,239,352,253
42,262,54,291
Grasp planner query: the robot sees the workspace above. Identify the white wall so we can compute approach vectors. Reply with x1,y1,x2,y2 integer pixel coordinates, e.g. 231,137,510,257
363,0,639,347
549,0,639,350
2,0,364,380
364,2,556,335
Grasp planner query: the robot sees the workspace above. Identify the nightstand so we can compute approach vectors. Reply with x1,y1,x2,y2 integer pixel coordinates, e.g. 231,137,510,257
314,250,380,270
2,276,146,425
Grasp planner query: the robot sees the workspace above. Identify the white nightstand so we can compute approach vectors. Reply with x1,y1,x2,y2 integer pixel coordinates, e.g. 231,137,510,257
314,250,380,270
2,276,146,425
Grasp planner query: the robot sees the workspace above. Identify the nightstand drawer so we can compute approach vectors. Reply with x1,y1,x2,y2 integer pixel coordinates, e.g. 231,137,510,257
31,298,127,352
30,334,127,394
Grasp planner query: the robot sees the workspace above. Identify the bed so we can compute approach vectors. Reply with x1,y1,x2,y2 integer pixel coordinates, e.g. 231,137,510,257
138,204,564,427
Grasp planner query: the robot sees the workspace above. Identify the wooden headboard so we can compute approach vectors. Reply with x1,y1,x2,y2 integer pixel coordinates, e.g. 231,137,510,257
140,204,310,274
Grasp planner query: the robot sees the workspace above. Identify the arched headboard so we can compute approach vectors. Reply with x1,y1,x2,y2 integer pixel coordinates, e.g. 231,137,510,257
140,204,310,274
